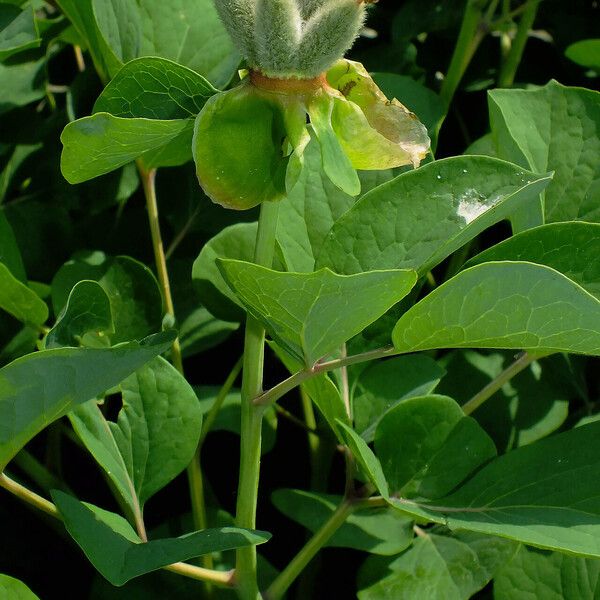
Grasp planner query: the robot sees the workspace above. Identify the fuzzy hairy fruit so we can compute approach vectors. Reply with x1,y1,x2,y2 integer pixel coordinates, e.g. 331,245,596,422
215,0,366,78
193,60,430,210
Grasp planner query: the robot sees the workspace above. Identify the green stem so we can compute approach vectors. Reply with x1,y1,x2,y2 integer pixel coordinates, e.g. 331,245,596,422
136,161,183,373
440,0,488,108
235,201,280,600
200,356,244,447
497,0,541,87
462,351,538,415
254,346,397,408
0,473,60,518
264,500,354,600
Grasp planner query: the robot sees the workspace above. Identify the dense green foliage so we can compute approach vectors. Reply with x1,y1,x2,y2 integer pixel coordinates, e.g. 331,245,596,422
0,1,598,599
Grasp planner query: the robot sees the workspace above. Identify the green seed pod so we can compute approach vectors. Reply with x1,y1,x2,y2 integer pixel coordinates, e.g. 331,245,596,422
214,0,258,65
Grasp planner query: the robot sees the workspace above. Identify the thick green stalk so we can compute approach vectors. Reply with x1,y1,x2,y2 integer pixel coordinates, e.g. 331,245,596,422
235,201,280,600
497,0,541,87
440,0,488,108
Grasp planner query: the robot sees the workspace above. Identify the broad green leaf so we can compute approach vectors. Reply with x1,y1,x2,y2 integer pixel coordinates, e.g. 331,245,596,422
61,113,194,184
0,574,39,599
393,421,600,557
392,262,600,356
0,56,46,114
94,57,217,120
494,544,600,599
466,222,600,300
317,156,551,275
277,138,393,273
373,73,446,151
196,386,277,454
272,489,413,555
52,491,270,586
358,532,517,600
218,260,417,366
489,81,600,224
375,396,496,499
0,5,39,60
566,39,600,70
353,355,446,442
52,253,162,345
437,351,573,452
0,331,174,470
70,357,202,515
0,209,25,281
45,280,113,348
192,223,286,322
91,0,239,86
0,262,48,326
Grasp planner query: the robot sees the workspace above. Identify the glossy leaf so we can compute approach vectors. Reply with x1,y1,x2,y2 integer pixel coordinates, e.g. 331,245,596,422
465,222,600,300
353,355,445,442
52,491,270,586
0,5,40,61
94,57,217,120
0,262,48,326
392,262,600,356
218,260,417,366
358,532,517,600
489,81,600,224
51,253,163,345
494,544,600,599
374,396,496,499
91,0,239,86
0,574,39,599
61,113,193,184
70,357,202,513
317,156,551,275
272,489,413,555
394,421,600,558
45,280,113,349
0,331,174,470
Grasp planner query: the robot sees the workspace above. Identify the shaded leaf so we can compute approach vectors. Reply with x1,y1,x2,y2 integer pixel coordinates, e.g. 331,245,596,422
494,544,600,600
0,331,174,470
375,395,496,499
52,491,270,586
70,357,202,514
353,355,445,442
272,489,413,555
45,280,113,349
358,531,517,600
0,261,48,326
0,5,40,61
0,209,26,282
566,39,600,70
